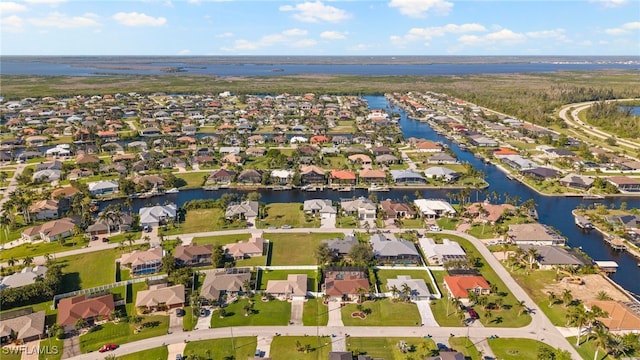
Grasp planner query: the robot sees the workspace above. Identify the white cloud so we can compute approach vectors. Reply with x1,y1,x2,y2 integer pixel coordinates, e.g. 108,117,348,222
112,12,166,27
283,28,307,36
459,28,526,46
347,43,373,52
1,15,24,32
221,28,315,52
525,29,566,40
292,39,317,47
0,2,27,14
29,12,101,28
216,32,234,38
388,0,453,18
391,23,486,46
279,1,351,23
589,0,628,7
605,22,640,35
178,49,190,55
25,0,66,4
320,30,347,40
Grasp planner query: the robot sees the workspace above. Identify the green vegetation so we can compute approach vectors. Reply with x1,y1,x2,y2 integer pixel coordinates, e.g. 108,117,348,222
337,215,359,228
162,208,246,235
0,237,87,262
182,305,196,331
510,270,568,326
258,269,318,292
78,315,169,353
57,248,118,292
347,337,437,360
269,336,331,360
584,100,640,139
117,346,168,360
2,349,22,360
489,338,557,360
341,299,421,326
38,336,64,360
374,269,434,293
257,203,320,229
449,337,483,360
302,297,329,326
210,298,290,328
192,233,250,247
184,337,257,360
174,171,209,188
568,336,616,360
266,232,342,265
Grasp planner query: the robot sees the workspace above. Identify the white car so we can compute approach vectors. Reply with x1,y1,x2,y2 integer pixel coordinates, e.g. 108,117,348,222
429,225,441,232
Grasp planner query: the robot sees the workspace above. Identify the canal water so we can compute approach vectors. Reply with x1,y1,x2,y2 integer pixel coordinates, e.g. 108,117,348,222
106,96,640,296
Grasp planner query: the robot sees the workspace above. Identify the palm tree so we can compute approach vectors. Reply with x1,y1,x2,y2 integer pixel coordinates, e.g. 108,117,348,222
390,285,400,299
401,283,412,300
23,255,34,267
7,257,16,267
592,326,610,360
516,300,526,316
547,291,557,308
526,248,538,270
566,305,589,346
561,289,573,308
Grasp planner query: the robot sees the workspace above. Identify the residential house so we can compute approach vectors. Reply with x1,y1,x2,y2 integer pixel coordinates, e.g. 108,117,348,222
88,180,119,195
245,147,266,157
0,266,47,290
518,245,587,270
0,311,45,344
200,268,251,302
322,234,358,258
21,218,77,242
133,175,165,189
57,294,115,331
207,169,236,184
375,154,399,165
237,169,262,184
427,153,458,164
468,135,498,147
139,204,177,227
174,244,213,267
28,199,61,220
371,146,392,156
323,267,370,300
443,275,491,303
303,199,337,220
32,169,61,182
330,170,356,186
300,165,326,185
370,233,421,265
270,169,294,185
584,300,640,333
341,197,376,220
464,202,515,224
507,223,566,246
425,352,465,360
135,284,185,311
225,201,259,220
390,169,427,185
347,154,372,166
413,199,456,219
265,274,308,300
223,235,264,259
415,141,443,153
423,167,460,183
36,160,62,172
607,176,640,193
559,173,594,190
358,169,387,184
497,155,539,171
118,247,163,276
419,238,467,266
379,199,416,219
328,352,354,360
386,275,431,300
521,167,561,180
76,154,100,166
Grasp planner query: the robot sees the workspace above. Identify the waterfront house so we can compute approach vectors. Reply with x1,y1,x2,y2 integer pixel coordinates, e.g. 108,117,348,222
607,176,640,193
358,169,387,184
415,141,442,153
207,169,236,184
303,199,337,217
330,170,357,185
423,167,460,182
322,234,358,258
341,197,376,220
270,169,294,184
426,153,458,164
225,201,259,220
0,266,47,290
379,199,416,219
507,223,565,246
559,173,594,190
469,135,498,147
174,244,213,267
200,268,251,302
135,284,185,311
390,169,427,185
57,294,115,332
419,238,467,266
413,199,456,219
521,167,561,180
386,275,431,300
223,235,264,259
21,218,77,242
118,247,163,276
323,267,370,300
584,300,640,333
0,311,45,344
88,180,119,195
464,202,515,224
300,165,326,185
237,169,262,184
443,275,491,303
28,199,61,220
370,233,421,265
265,274,308,300
518,245,587,270
497,155,538,171
139,204,177,227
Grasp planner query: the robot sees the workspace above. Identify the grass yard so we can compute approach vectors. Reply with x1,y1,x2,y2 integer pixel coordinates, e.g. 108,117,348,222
489,338,556,360
236,255,267,267
567,336,617,360
38,336,64,360
210,298,291,328
78,315,169,353
436,217,460,230
117,346,168,360
174,171,209,188
257,269,318,292
107,231,142,245
266,232,342,266
2,349,22,360
430,270,469,327
302,297,329,326
347,337,437,360
0,236,87,262
162,208,247,235
192,233,251,247
57,248,119,292
257,203,320,229
184,337,257,360
341,298,421,326
182,305,196,331
269,336,331,360
510,270,569,326
398,218,426,229
375,269,435,293
449,337,483,360
337,215,359,228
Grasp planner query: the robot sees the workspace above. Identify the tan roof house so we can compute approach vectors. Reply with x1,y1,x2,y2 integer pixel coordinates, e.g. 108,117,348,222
118,247,163,276
28,199,60,221
21,217,76,242
0,311,45,344
135,284,185,311
223,235,264,260
57,294,115,331
174,244,213,267
585,300,640,332
200,269,251,302
265,274,308,300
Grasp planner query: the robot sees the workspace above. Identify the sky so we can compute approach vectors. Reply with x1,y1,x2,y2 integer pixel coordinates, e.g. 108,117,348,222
0,0,639,56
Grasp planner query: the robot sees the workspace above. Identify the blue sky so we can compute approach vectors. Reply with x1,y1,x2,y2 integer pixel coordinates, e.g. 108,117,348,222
1,0,638,56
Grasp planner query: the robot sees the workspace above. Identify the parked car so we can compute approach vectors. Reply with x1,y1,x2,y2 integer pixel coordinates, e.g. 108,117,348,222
429,225,441,232
281,225,292,229
176,308,185,317
199,308,207,317
176,354,183,360
98,343,118,353
102,237,109,242
467,308,479,319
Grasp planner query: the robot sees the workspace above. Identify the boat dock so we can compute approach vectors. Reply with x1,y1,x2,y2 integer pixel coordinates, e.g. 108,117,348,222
604,236,627,251
594,260,619,274
574,215,593,230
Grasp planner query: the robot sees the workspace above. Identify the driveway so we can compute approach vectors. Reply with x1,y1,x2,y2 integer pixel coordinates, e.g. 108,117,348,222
196,307,212,330
62,334,81,359
326,299,343,327
290,298,304,325
415,300,438,327
256,336,273,358
167,343,186,360
21,340,40,360
320,215,336,229
169,309,183,333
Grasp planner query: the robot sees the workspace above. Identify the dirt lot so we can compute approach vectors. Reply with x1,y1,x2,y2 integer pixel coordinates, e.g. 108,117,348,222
542,274,630,302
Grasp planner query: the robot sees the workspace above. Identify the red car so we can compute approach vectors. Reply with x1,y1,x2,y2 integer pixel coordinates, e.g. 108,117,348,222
99,343,118,352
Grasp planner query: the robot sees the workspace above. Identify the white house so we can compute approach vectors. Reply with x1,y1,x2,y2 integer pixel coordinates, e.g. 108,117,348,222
419,238,467,265
139,204,177,227
88,180,119,195
413,199,456,219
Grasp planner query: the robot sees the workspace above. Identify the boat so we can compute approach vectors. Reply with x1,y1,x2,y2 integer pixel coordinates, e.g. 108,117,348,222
338,187,352,192
528,207,538,220
368,184,390,192
204,186,219,191
583,194,605,200
165,188,179,194
574,215,593,230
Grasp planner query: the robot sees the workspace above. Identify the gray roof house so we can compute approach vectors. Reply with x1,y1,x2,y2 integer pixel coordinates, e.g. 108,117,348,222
386,275,431,300
419,238,467,265
139,204,177,227
87,180,119,195
508,223,566,246
424,167,460,182
200,269,251,301
519,245,588,270
303,199,337,215
323,234,358,257
340,197,376,220
32,169,61,182
0,266,47,290
0,311,45,343
370,233,421,265
427,152,458,164
390,169,427,185
225,201,259,220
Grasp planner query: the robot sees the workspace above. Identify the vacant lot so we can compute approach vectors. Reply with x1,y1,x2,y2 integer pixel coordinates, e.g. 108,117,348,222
210,298,290,328
184,337,257,360
347,337,437,360
269,336,331,360
257,203,320,229
341,299,421,326
266,232,342,265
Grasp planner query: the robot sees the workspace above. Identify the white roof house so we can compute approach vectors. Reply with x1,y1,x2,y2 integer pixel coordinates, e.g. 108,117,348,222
413,199,456,218
303,199,336,214
139,204,177,227
0,266,47,290
419,238,467,265
88,180,119,195
386,275,431,300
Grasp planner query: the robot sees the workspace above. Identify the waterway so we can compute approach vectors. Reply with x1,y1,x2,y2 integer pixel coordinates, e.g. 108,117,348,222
104,95,640,296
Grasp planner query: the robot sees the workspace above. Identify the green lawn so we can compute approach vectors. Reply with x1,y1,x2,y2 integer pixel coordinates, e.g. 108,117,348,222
375,269,435,292
184,337,257,360
302,297,329,326
347,337,437,360
430,270,470,327
341,299,421,326
510,270,570,326
182,305,196,331
38,336,64,360
258,269,318,291
117,346,168,360
269,336,331,360
449,337,483,360
162,208,247,235
567,336,617,360
337,215,359,228
57,248,119,292
174,171,209,188
2,349,22,360
210,298,291,328
107,231,142,244
192,233,250,246
489,338,556,360
257,203,320,229
0,237,87,262
266,232,342,266
78,315,169,353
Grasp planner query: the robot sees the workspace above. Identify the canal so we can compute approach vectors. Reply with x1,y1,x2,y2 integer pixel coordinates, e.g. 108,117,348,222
106,95,640,296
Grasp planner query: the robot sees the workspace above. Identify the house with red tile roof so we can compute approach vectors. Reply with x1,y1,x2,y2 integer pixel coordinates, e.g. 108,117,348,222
310,135,329,144
415,141,443,153
358,169,387,184
443,275,491,302
493,148,518,156
329,170,356,185
57,294,115,331
324,267,370,300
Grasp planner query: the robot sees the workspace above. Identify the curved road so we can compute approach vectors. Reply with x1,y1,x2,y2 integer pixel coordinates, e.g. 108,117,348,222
62,228,581,360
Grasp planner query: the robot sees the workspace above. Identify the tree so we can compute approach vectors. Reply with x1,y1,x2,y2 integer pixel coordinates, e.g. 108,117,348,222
547,291,557,308
348,243,374,266
566,305,589,346
313,243,334,266
75,318,87,330
390,285,400,299
516,300,527,316
526,248,538,270
162,254,176,274
561,289,573,308
592,326,610,360
23,255,34,267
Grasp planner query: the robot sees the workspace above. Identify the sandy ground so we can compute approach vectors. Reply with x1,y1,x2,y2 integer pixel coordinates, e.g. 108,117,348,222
542,274,630,303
